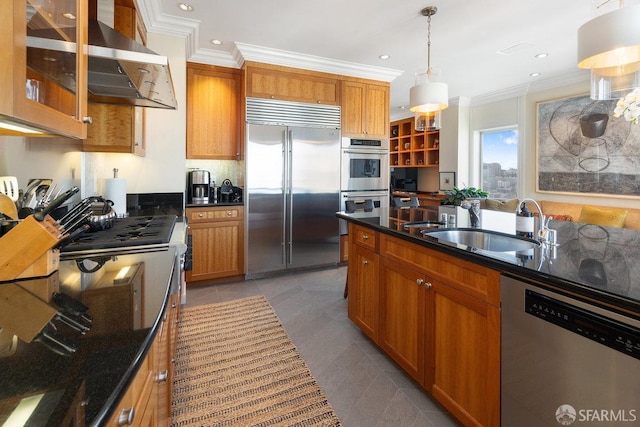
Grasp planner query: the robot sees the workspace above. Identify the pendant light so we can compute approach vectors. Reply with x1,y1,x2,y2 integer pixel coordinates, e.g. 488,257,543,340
577,1,640,100
410,6,448,131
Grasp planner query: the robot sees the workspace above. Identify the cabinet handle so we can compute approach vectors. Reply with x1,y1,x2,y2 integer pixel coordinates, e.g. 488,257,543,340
156,370,169,382
416,278,424,286
198,213,204,218
362,234,369,240
425,281,432,289
226,211,232,216
82,116,93,124
362,260,368,265
117,407,135,426
172,302,177,308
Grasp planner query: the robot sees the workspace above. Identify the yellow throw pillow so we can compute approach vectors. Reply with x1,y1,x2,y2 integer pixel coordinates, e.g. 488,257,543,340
484,198,520,213
578,205,627,228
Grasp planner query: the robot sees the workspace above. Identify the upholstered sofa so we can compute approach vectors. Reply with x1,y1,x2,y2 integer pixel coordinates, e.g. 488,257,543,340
478,198,640,230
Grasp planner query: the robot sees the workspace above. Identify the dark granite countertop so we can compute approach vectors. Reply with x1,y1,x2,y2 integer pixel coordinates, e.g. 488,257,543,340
338,207,640,317
0,249,176,426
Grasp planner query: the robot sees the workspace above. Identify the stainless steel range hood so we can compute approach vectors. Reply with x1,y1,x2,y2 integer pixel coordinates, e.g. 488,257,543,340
26,20,177,110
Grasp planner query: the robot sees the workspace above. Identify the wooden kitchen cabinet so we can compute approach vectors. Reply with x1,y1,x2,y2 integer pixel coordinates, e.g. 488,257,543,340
245,63,340,105
379,257,426,386
186,206,245,283
341,80,389,139
106,338,155,427
346,228,501,427
0,0,89,139
427,277,501,427
390,117,439,168
347,224,380,341
84,2,146,155
186,63,242,160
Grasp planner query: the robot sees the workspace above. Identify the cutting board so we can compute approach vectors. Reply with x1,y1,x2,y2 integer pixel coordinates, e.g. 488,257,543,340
0,194,18,220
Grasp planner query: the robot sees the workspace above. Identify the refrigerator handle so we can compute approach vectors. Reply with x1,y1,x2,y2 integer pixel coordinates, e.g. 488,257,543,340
282,130,288,266
287,129,294,265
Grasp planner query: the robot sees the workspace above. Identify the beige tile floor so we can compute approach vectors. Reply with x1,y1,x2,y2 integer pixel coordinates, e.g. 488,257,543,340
184,265,460,427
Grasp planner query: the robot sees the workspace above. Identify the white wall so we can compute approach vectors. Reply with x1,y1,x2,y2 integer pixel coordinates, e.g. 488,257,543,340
0,136,83,203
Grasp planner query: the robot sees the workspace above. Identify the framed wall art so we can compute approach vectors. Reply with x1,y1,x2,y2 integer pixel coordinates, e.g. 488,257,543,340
439,171,456,191
536,92,640,198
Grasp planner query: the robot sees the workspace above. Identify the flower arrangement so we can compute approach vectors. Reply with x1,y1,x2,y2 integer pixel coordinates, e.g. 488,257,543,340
613,87,640,124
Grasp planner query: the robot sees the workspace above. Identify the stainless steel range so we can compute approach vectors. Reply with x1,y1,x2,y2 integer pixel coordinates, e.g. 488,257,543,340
60,215,177,256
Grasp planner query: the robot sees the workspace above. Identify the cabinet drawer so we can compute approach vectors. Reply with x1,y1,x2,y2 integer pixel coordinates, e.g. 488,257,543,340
380,234,500,306
187,207,244,223
106,352,153,427
350,224,378,251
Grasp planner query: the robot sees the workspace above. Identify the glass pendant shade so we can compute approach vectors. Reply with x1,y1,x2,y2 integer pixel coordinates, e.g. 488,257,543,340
414,110,441,131
589,63,640,100
578,3,640,99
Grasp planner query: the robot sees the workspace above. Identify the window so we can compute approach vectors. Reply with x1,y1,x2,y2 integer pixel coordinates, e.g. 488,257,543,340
480,128,518,199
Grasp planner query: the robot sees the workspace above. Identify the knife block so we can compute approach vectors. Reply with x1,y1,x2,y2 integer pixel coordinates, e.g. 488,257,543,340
0,215,64,281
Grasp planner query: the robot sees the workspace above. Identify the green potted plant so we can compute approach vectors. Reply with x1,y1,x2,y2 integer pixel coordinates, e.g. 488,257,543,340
441,186,488,206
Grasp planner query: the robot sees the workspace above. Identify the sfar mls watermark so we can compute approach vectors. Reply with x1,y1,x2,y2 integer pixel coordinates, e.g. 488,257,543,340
556,404,638,425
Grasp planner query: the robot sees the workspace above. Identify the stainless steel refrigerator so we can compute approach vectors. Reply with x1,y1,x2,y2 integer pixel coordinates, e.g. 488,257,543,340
245,98,341,277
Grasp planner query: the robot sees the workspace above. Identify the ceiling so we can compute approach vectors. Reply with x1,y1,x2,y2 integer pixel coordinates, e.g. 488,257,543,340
136,0,595,120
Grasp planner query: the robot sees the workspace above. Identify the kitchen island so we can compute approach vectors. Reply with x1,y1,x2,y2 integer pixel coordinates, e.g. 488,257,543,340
0,249,178,426
338,207,640,427
339,207,640,313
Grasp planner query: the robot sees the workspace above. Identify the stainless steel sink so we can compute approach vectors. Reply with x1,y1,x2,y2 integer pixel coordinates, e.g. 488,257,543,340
421,228,541,253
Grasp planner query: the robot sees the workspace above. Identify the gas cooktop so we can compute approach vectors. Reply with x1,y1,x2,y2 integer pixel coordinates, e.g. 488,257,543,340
60,215,177,256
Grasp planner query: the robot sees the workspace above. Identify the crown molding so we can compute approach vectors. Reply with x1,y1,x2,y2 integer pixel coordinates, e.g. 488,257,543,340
233,43,404,82
136,0,197,38
469,70,590,106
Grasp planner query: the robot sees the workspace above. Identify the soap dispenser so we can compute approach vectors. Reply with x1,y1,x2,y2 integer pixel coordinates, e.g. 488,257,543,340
516,202,534,239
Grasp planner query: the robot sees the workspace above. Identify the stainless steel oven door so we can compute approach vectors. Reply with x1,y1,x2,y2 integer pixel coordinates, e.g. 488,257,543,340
339,190,389,234
341,148,389,192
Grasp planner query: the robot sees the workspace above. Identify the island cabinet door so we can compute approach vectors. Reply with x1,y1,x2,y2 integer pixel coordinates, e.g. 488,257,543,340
426,280,501,427
347,244,380,342
379,257,427,386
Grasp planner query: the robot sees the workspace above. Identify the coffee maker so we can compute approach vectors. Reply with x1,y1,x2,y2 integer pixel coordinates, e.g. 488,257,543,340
188,170,211,204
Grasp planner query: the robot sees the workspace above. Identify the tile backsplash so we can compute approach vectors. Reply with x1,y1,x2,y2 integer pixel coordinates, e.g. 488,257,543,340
185,160,245,188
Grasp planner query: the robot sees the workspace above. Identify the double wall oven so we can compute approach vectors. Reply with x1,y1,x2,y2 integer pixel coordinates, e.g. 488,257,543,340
340,137,390,234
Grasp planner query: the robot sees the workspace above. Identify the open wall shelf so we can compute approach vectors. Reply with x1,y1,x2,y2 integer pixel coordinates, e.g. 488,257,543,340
390,117,439,168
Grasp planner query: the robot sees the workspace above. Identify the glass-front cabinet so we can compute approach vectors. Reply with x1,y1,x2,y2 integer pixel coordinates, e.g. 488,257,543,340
0,0,88,138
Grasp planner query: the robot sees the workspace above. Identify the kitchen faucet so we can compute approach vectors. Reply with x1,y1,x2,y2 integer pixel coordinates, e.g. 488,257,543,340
517,198,548,242
460,199,481,228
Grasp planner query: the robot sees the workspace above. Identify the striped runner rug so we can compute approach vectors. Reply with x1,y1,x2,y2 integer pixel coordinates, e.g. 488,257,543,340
171,295,342,427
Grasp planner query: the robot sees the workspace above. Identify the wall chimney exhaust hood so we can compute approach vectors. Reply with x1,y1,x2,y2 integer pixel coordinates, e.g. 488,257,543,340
27,20,177,110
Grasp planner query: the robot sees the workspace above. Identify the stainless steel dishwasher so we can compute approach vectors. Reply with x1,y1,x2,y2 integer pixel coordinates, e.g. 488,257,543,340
501,275,640,426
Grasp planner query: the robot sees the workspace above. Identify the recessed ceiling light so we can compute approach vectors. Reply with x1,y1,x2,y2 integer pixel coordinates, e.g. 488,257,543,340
535,53,549,59
530,72,541,77
379,54,390,60
210,39,223,45
399,106,406,110
178,3,194,12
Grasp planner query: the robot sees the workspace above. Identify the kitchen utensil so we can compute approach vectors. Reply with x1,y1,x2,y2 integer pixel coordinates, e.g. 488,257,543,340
0,193,18,220
33,186,79,221
0,176,19,201
87,196,117,230
19,179,50,209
